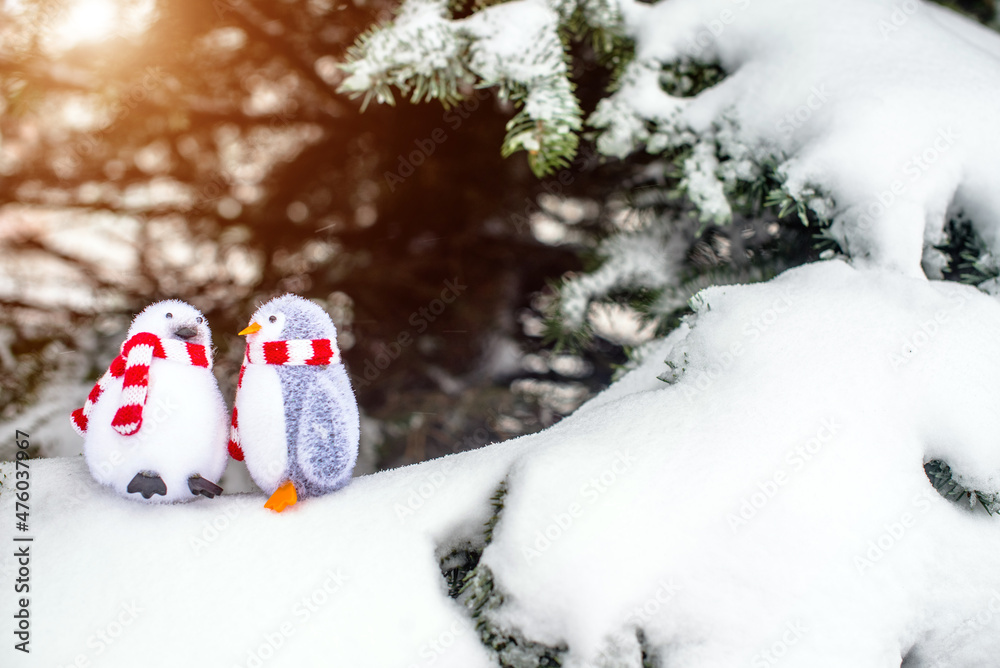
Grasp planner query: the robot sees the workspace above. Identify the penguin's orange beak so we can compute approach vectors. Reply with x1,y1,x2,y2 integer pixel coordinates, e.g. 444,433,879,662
238,322,262,336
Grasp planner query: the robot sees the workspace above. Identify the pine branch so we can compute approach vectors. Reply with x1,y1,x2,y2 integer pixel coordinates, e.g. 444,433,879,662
925,460,1000,515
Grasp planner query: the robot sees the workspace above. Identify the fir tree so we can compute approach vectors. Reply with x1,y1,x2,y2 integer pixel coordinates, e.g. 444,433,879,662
338,0,843,353
342,0,1000,355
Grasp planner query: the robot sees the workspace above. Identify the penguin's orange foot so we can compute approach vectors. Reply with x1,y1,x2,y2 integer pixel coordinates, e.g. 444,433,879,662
265,481,298,513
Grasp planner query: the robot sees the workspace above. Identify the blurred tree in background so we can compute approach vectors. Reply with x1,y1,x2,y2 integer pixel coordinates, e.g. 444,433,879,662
0,0,623,470
1,0,996,471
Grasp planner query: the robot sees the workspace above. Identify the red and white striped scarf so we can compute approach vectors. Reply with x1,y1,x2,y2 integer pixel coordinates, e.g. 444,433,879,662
71,332,212,437
227,338,339,461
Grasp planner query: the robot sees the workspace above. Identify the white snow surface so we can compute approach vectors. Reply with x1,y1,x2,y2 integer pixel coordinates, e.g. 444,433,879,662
600,0,1000,276
484,260,1000,667
5,260,1000,666
1,452,513,668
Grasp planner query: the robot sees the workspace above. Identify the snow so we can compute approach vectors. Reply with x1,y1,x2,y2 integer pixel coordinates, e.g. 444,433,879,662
483,260,1000,667
0,336,92,461
6,260,1000,666
0,454,502,668
339,0,468,103
598,0,1000,277
459,0,583,147
339,0,582,168
461,1,565,87
9,0,1000,665
559,225,686,328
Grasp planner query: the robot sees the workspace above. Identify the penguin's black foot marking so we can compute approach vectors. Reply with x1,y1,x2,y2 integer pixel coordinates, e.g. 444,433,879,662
188,475,223,499
127,472,167,499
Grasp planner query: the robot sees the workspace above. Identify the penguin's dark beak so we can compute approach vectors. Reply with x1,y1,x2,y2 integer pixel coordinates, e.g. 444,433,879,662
173,326,197,340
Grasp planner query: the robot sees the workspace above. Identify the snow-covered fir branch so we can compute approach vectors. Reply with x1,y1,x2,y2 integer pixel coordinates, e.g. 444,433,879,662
342,0,1000,351
340,0,629,176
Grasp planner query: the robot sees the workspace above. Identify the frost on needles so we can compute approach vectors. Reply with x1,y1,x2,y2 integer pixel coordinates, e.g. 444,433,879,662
342,0,1000,347
339,0,623,177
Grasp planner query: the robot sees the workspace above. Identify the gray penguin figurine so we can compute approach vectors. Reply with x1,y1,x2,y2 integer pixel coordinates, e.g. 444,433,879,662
229,294,360,512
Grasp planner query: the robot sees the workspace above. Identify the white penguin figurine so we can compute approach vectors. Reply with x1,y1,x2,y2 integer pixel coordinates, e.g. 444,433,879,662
228,294,360,512
71,300,229,502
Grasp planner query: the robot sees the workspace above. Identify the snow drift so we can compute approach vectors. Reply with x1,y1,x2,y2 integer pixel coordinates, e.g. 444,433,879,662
596,0,1000,277
5,260,1000,667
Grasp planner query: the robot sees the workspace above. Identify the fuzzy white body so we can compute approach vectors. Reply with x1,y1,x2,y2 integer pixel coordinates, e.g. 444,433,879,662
83,299,229,503
235,364,288,494
83,348,229,503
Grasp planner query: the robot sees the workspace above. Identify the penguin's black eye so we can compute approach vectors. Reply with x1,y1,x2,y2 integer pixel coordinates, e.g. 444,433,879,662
196,317,203,324
269,315,277,323
165,313,173,319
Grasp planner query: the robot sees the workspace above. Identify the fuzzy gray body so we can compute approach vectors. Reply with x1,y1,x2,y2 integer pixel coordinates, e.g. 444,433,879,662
276,363,358,497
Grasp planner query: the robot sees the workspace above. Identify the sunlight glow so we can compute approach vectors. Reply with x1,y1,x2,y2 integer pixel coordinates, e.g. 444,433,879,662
52,0,121,46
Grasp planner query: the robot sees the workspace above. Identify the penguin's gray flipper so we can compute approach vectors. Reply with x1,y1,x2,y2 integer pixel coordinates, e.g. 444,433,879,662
188,475,223,498
295,373,352,493
127,472,167,499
